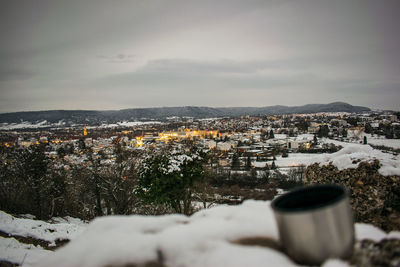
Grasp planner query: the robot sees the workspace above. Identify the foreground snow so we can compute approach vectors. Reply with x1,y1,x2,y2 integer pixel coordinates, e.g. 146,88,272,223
0,211,86,245
0,211,86,266
0,201,394,267
0,237,52,266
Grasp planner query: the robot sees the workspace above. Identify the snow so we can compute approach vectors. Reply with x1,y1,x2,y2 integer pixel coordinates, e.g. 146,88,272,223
0,120,70,130
0,120,163,130
294,133,315,142
0,211,86,245
275,153,319,167
316,143,400,176
273,134,287,140
363,134,400,149
0,237,52,266
97,121,162,128
253,161,268,168
355,223,387,242
28,200,399,267
322,259,350,267
387,231,400,239
0,211,86,266
142,151,201,175
0,121,50,130
35,200,294,267
273,141,400,176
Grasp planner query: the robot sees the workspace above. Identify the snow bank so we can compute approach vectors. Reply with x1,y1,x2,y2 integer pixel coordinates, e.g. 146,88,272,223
35,200,398,267
275,141,400,176
0,237,52,266
0,211,86,245
316,144,400,176
0,211,86,266
35,201,291,267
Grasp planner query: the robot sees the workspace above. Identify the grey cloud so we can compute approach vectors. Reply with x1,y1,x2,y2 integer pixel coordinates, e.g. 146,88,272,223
0,0,399,112
97,58,377,94
138,59,280,75
97,54,136,63
0,68,34,82
93,56,400,110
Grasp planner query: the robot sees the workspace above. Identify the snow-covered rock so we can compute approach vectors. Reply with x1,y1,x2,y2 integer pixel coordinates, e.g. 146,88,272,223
275,142,400,176
0,211,86,245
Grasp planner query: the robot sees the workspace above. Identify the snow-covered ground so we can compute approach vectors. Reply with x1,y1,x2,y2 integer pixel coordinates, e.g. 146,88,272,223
0,211,86,266
0,237,53,267
282,133,400,151
362,133,400,149
0,121,57,130
0,120,163,130
2,201,399,267
271,136,400,176
94,121,163,129
0,211,86,245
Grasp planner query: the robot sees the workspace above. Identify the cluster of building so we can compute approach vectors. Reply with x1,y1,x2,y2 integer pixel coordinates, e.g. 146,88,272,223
0,110,399,171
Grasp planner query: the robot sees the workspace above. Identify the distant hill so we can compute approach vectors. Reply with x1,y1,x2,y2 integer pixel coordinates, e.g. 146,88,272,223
0,102,370,125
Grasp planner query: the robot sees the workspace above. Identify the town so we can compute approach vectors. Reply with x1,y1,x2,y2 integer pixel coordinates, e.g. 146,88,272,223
1,110,399,221
1,110,399,158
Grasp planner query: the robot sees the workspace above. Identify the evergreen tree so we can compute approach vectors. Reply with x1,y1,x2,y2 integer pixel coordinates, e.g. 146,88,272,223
0,145,67,219
57,146,66,158
342,129,348,137
78,138,86,150
364,123,373,134
246,156,252,170
136,150,205,215
250,168,257,179
313,134,318,144
22,145,51,219
269,129,275,139
317,125,330,138
231,152,240,170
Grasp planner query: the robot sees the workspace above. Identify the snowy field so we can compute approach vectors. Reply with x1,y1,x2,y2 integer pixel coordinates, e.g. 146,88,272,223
271,135,400,176
0,120,163,130
1,202,399,267
363,133,400,149
95,121,163,129
292,133,400,150
0,121,58,130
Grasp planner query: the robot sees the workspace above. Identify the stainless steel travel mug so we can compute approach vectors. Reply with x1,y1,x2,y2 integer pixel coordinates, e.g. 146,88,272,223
271,184,354,265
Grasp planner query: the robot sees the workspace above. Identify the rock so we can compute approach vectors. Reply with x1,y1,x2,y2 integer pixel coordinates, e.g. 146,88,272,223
350,238,400,267
304,160,400,231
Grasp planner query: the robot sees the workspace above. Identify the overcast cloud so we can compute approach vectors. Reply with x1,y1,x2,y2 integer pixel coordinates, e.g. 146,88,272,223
0,0,399,112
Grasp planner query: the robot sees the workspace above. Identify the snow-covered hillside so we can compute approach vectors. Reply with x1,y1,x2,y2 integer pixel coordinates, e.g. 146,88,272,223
1,201,399,267
271,134,400,176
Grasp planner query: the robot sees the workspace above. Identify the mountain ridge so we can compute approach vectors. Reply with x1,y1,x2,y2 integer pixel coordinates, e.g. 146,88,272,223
0,102,370,124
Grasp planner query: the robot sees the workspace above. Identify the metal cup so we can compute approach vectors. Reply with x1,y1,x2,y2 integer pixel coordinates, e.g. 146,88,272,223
271,184,354,265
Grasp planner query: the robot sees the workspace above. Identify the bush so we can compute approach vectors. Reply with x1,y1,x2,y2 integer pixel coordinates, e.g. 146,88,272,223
136,150,206,215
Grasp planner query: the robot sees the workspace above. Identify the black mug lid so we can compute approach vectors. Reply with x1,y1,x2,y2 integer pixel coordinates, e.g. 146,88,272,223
271,184,348,213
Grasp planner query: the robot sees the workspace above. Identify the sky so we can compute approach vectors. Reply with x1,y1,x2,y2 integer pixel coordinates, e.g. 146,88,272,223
0,0,399,113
